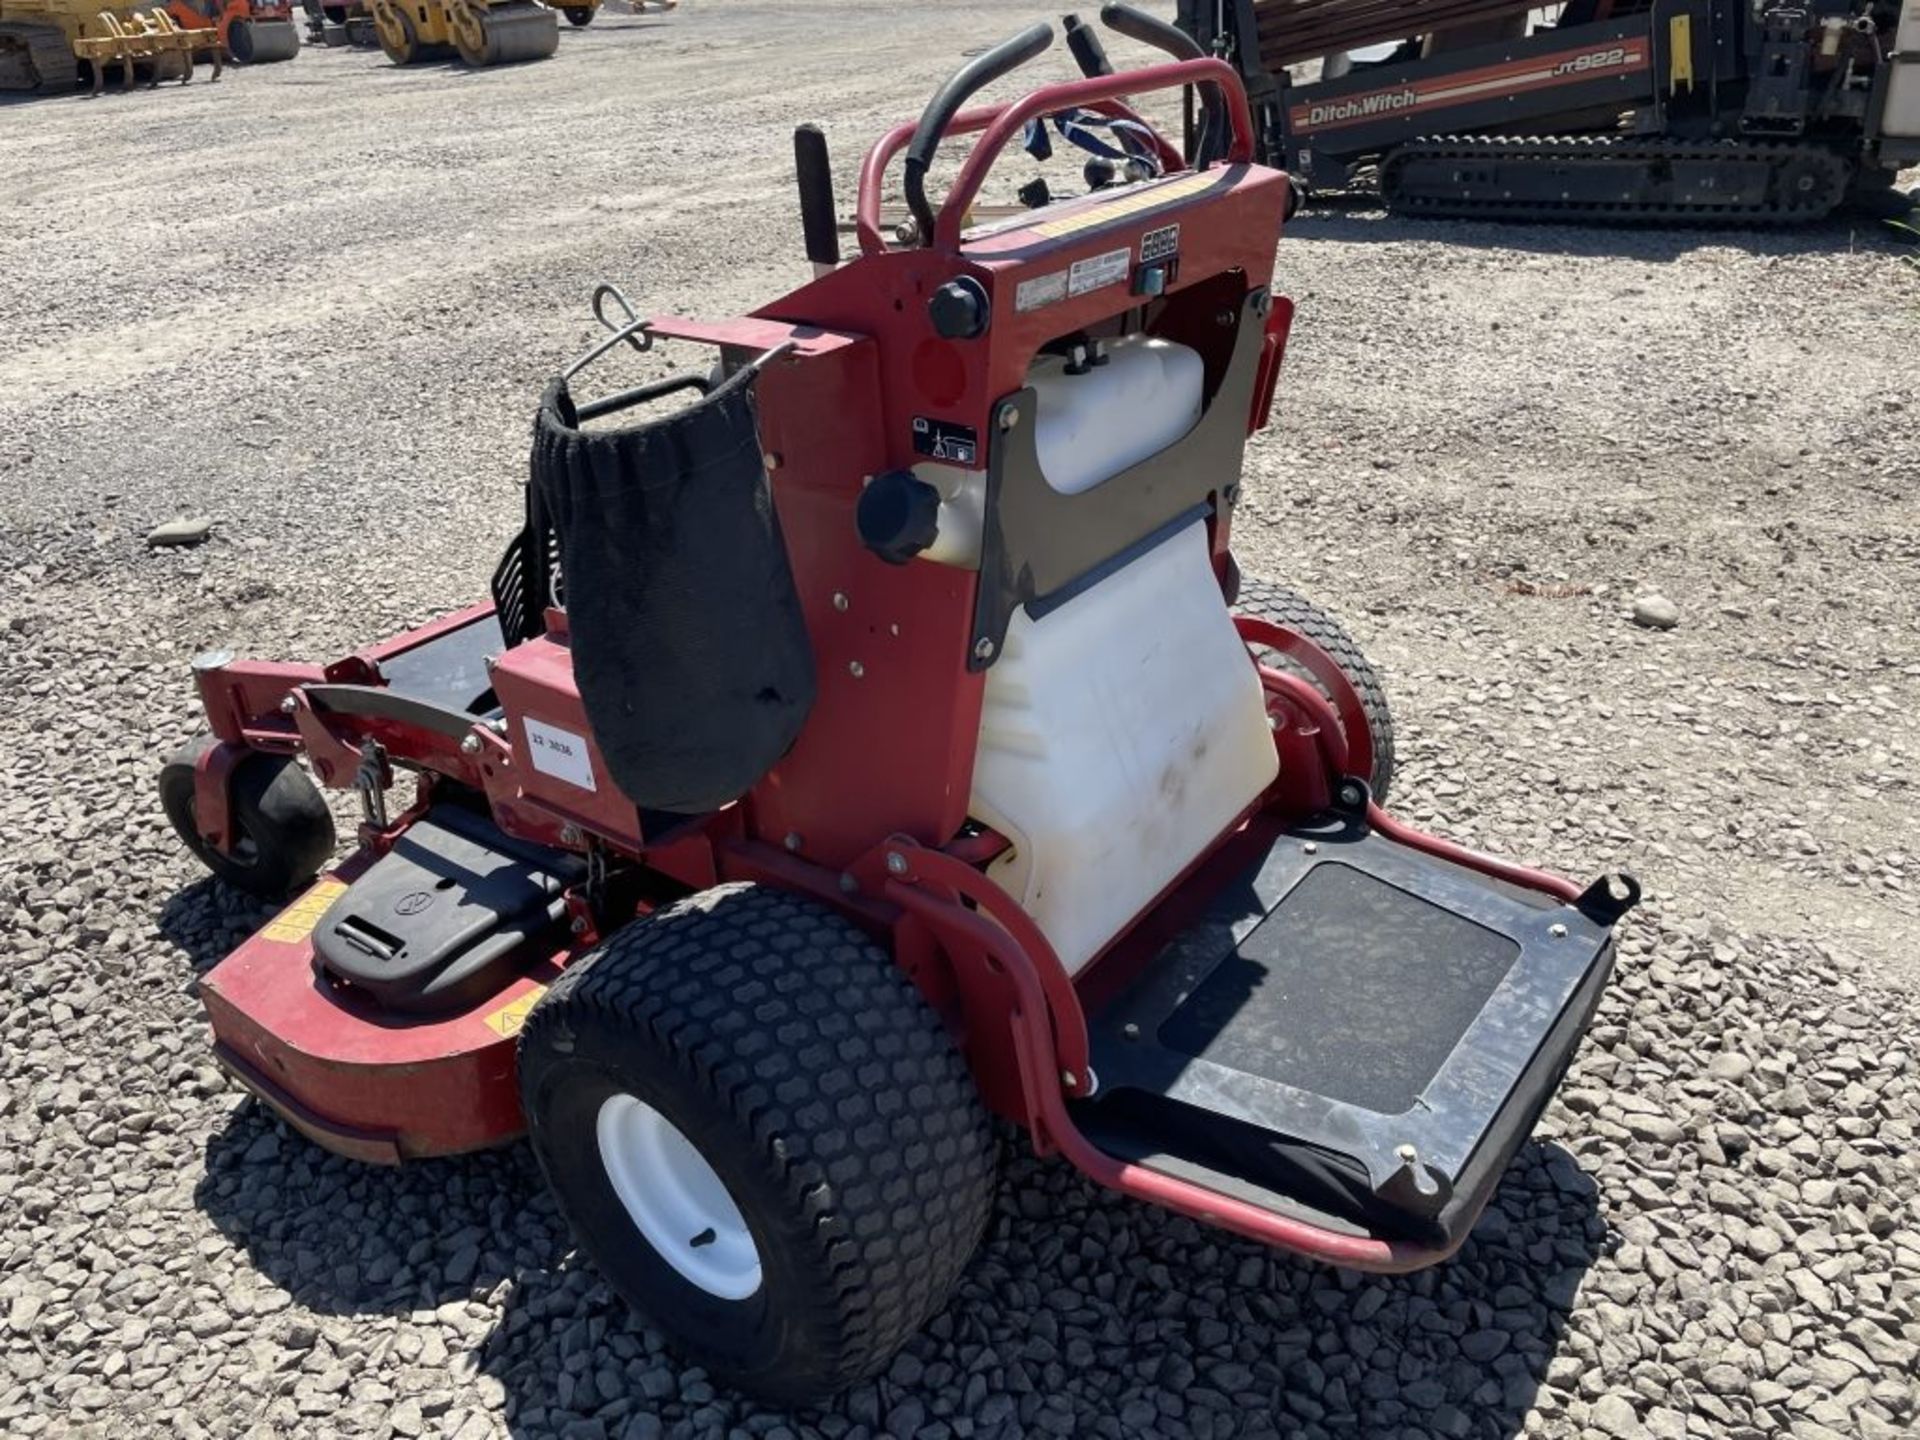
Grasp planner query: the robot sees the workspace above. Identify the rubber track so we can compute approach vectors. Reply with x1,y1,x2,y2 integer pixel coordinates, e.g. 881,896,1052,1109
1378,135,1852,226
1234,576,1398,799
521,883,997,1400
0,21,80,91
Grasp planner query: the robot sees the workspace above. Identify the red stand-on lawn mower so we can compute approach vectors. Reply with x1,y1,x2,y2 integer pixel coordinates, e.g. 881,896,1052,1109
161,5,1639,1405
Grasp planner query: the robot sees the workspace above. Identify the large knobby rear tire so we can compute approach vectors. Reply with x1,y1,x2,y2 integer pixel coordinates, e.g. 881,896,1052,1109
562,5,593,24
518,883,998,1405
1233,574,1397,800
158,735,337,898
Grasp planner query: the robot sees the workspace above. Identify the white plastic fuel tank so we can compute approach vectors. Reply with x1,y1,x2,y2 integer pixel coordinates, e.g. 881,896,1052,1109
1887,3,1920,138
968,521,1279,976
1030,336,1205,495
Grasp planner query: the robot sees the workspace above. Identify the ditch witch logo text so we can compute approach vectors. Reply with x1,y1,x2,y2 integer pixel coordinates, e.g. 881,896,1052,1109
1306,89,1418,126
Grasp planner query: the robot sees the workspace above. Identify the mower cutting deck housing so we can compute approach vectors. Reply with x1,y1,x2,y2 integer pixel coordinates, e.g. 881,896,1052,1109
163,5,1638,1405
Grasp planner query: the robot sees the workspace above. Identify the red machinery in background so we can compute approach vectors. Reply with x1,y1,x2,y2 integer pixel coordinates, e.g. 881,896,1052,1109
162,6,1638,1406
165,0,300,61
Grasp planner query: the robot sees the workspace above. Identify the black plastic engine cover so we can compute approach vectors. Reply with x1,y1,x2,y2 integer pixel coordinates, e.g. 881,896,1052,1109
312,806,582,1015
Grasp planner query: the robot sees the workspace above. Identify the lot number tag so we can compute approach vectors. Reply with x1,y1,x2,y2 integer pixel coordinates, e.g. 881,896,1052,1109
524,718,597,791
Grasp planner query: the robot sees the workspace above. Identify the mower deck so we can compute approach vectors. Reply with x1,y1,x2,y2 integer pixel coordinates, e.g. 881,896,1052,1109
200,854,564,1164
1074,808,1616,1248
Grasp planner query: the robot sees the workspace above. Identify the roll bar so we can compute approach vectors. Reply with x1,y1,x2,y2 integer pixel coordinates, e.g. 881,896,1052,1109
888,13,1255,252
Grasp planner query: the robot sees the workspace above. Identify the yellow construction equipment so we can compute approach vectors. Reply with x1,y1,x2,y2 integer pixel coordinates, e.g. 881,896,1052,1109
367,0,554,65
0,0,222,92
72,8,220,90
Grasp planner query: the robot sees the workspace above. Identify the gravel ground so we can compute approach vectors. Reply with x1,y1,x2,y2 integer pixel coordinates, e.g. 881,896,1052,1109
3,3,1919,1437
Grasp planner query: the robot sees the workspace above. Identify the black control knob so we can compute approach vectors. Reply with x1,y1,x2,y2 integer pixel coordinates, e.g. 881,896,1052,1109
857,470,942,566
928,277,989,340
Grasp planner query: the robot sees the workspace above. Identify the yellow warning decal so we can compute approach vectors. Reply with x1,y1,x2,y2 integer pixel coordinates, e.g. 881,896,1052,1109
1668,14,1694,94
261,877,348,945
483,985,548,1039
1026,170,1221,239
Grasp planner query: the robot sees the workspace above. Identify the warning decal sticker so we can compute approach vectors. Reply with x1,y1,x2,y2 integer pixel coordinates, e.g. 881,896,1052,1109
1027,170,1219,239
262,877,348,945
1015,270,1069,312
1068,247,1131,297
912,416,980,466
483,985,548,1038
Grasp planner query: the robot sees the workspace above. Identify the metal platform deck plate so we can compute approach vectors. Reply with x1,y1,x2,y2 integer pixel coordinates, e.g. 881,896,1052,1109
1079,810,1616,1243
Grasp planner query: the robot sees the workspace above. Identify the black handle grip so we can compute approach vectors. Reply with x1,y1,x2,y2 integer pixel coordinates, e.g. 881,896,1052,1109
1097,2,1203,61
1098,2,1222,165
793,124,840,269
1063,12,1113,78
903,22,1055,246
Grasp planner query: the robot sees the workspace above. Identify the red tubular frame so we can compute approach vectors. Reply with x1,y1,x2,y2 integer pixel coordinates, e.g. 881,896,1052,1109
854,97,1185,256
1256,662,1585,905
931,58,1256,250
881,837,1442,1273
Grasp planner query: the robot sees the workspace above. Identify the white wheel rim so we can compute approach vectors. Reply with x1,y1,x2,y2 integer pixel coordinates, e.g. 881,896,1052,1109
594,1093,762,1300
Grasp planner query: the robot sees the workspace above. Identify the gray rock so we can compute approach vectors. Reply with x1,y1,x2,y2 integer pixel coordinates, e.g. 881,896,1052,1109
1706,1052,1753,1082
1590,1393,1648,1438
8,1292,44,1334
146,516,214,548
1460,1330,1510,1363
1623,1114,1686,1146
1630,595,1680,630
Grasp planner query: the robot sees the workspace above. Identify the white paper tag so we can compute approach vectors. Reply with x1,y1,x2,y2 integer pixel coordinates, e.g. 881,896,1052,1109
1068,246,1131,297
523,717,597,791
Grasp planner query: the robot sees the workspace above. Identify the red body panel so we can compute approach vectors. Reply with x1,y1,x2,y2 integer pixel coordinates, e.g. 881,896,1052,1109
487,631,646,851
201,860,564,1163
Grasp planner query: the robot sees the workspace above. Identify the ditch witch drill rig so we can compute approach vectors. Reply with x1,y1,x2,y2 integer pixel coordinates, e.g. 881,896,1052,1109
1180,0,1920,222
160,7,1639,1403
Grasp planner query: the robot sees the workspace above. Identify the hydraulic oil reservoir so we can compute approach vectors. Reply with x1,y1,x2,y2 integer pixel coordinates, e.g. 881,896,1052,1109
968,521,1278,976
1030,336,1205,495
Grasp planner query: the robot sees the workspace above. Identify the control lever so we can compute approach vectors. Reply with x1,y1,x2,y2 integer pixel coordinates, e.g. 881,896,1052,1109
793,124,840,276
1098,2,1223,166
903,22,1056,246
1063,11,1113,77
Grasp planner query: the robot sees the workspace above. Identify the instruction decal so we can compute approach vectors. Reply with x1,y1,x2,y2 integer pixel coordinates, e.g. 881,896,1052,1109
1068,247,1131,298
1015,271,1069,313
482,985,548,1038
912,416,979,467
262,877,348,945
524,717,597,791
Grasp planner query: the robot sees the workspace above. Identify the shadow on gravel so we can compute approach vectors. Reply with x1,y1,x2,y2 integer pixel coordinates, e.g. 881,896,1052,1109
195,1079,1604,1439
1289,195,1912,262
157,876,279,978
